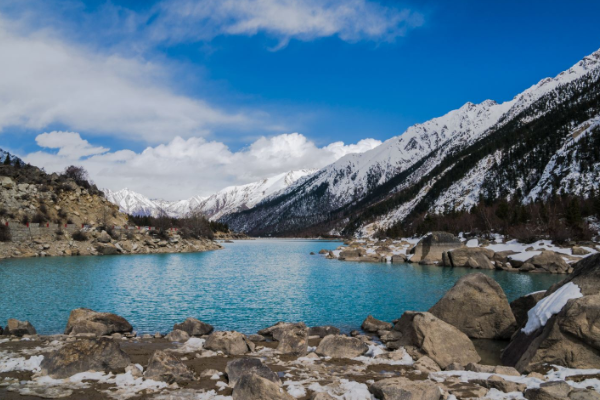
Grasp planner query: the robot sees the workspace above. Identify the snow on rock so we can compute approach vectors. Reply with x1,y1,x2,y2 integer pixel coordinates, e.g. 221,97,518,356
522,282,583,334
0,353,43,373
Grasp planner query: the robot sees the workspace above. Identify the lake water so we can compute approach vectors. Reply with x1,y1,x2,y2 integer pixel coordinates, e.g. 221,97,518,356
0,239,564,335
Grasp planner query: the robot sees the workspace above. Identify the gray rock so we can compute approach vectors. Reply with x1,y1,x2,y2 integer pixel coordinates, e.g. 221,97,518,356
247,334,266,342
429,273,517,339
64,308,133,336
144,350,195,384
526,251,570,274
409,232,462,264
97,231,112,243
277,325,308,356
369,377,441,400
414,355,441,372
510,291,547,328
391,254,407,263
226,358,280,387
569,389,600,400
446,247,495,268
5,319,36,337
40,338,130,378
96,243,118,255
392,311,480,369
173,318,214,337
361,315,392,332
524,381,571,399
472,375,526,393
308,326,340,338
205,331,253,355
232,374,294,400
258,322,307,340
315,335,369,358
165,329,190,342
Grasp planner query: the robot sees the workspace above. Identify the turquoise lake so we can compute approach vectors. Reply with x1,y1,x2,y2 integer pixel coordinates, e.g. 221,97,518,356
0,239,564,335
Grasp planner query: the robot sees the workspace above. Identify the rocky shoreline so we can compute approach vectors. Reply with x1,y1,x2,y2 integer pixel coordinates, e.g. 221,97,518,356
3,255,600,399
319,232,598,274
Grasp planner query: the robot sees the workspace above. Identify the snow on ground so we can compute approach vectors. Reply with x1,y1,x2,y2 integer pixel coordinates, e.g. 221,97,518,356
522,282,583,334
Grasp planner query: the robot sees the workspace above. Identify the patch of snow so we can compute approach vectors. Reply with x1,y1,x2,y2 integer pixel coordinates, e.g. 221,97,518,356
523,282,583,334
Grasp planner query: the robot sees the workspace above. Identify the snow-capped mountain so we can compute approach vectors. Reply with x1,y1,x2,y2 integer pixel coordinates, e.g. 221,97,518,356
223,48,600,236
104,169,316,219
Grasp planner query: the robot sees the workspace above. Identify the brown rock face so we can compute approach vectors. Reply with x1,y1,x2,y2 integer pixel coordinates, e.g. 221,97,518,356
361,315,392,332
502,254,600,372
5,319,36,337
40,338,130,378
526,250,570,274
445,247,495,268
316,335,369,358
429,273,517,339
511,291,546,328
410,232,462,264
232,374,294,400
64,308,133,336
144,350,195,384
392,311,480,369
369,377,442,400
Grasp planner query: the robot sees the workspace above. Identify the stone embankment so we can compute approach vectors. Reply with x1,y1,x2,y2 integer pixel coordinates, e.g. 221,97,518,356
3,255,600,399
320,231,598,274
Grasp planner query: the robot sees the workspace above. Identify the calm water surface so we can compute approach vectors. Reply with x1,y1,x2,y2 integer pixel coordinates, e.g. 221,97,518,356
0,239,563,334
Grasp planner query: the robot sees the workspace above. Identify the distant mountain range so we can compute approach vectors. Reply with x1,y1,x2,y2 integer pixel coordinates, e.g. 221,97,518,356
222,48,600,237
103,169,316,220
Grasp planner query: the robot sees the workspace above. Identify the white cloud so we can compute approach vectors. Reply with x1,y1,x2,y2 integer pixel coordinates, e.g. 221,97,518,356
24,131,382,199
150,0,424,49
0,16,254,143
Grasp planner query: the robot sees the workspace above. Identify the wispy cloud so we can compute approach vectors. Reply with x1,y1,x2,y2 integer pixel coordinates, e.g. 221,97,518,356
148,0,424,49
25,131,382,199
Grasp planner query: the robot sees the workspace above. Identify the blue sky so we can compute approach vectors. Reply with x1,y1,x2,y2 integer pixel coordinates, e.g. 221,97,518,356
0,0,599,198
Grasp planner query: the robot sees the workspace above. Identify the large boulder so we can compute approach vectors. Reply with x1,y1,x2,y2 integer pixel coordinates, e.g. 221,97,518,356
409,232,462,264
502,254,600,372
4,319,36,337
64,308,133,336
429,273,517,339
361,315,392,332
173,318,213,337
369,377,441,400
144,350,194,384
259,322,308,355
445,247,495,268
205,331,253,355
308,326,340,338
392,311,480,369
510,291,547,328
40,338,130,378
316,335,369,358
165,329,190,342
259,322,306,340
232,374,294,400
226,358,280,387
96,243,118,255
525,250,570,274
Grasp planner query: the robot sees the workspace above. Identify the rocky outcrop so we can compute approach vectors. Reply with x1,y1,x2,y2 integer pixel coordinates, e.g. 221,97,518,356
361,315,392,332
40,338,130,378
4,319,36,337
524,250,571,274
369,377,442,400
226,358,280,387
445,247,495,269
173,317,214,337
409,232,462,264
232,374,294,400
205,331,254,355
502,254,600,372
429,273,517,339
316,335,369,358
259,322,308,355
64,308,133,336
392,311,480,369
165,329,190,342
308,325,340,338
511,291,546,327
144,350,195,384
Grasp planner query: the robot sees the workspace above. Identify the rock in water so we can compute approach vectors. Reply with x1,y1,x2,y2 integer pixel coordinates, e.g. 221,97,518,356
226,358,280,387
369,377,441,400
429,273,517,339
308,326,340,338
205,331,253,355
64,308,133,336
144,350,195,384
510,291,546,328
409,232,462,264
502,254,600,372
393,311,480,369
445,247,495,268
5,319,36,337
233,374,294,400
173,317,214,336
316,335,369,358
361,315,392,332
40,338,130,378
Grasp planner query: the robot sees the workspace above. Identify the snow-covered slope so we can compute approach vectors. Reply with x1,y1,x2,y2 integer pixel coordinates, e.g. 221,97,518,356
104,169,316,219
223,48,600,236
